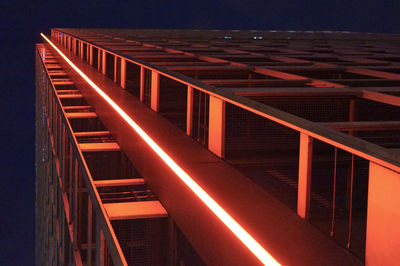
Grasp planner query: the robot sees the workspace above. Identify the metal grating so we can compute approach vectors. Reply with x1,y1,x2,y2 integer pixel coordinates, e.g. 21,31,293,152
225,102,299,159
111,218,169,265
191,89,209,147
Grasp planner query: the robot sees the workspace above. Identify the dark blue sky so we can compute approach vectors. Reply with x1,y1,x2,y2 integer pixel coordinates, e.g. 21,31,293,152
0,0,399,264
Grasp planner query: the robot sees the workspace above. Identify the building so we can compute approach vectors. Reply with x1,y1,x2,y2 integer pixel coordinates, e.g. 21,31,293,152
35,29,400,265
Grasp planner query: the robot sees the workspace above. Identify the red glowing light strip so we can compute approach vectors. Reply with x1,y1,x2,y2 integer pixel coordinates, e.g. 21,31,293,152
41,33,280,266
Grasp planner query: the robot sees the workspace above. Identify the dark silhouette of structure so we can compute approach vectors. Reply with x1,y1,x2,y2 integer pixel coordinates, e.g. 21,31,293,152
36,29,400,265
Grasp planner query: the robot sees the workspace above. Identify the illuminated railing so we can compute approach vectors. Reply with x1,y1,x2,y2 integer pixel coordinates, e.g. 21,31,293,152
42,32,280,266
48,29,400,264
51,29,400,173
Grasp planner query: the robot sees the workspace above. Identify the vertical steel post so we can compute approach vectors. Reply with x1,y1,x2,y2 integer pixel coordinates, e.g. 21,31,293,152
80,42,84,60
349,99,356,136
95,224,105,266
186,86,193,136
168,218,177,265
68,143,73,224
114,56,118,83
120,58,126,88
151,71,159,111
102,50,106,75
87,197,92,266
72,39,76,54
89,45,93,66
86,44,89,63
97,49,101,71
208,95,225,158
73,158,78,246
297,133,313,220
330,147,338,237
140,66,145,102
347,154,354,249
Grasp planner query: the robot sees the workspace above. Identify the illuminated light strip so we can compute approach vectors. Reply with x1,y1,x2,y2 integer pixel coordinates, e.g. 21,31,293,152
41,33,280,266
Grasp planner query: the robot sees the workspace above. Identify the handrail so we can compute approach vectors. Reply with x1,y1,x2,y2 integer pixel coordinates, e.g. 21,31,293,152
54,28,400,173
42,32,281,266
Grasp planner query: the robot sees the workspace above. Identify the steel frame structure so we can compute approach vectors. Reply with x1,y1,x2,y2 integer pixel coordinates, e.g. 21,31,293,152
36,29,400,266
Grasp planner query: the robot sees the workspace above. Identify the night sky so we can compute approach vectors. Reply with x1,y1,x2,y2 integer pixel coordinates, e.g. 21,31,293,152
1,0,399,264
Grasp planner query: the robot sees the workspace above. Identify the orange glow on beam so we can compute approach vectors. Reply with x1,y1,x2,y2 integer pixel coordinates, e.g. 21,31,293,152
41,33,280,266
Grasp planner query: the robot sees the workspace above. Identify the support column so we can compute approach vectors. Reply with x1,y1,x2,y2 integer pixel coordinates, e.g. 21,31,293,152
95,224,105,266
114,56,118,83
140,66,145,102
349,99,357,136
80,42,84,60
168,218,177,265
366,162,400,266
97,50,101,71
186,86,193,136
86,44,89,63
120,58,126,88
151,71,159,111
68,144,73,223
87,197,93,266
102,50,106,75
73,158,78,245
78,41,81,57
72,39,76,54
89,45,93,66
208,96,225,158
297,133,313,220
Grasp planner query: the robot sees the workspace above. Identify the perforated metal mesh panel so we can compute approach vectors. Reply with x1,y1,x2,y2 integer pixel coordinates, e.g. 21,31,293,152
225,102,300,210
143,68,151,106
176,226,206,266
309,140,369,260
225,102,299,159
159,76,187,132
112,218,169,265
191,89,209,147
125,62,141,98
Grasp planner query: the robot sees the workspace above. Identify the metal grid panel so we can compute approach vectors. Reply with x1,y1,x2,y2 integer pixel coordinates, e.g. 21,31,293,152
225,102,299,158
111,218,168,265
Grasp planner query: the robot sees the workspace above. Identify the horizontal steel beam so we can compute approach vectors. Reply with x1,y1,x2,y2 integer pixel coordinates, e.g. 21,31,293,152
320,121,400,131
79,142,120,152
104,201,168,220
362,90,400,107
93,178,145,187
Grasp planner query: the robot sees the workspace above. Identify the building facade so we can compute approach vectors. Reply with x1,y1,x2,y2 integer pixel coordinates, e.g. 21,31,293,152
36,29,400,265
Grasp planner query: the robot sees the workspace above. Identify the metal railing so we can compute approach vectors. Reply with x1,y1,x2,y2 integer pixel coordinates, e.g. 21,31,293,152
36,44,127,265
49,29,400,263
